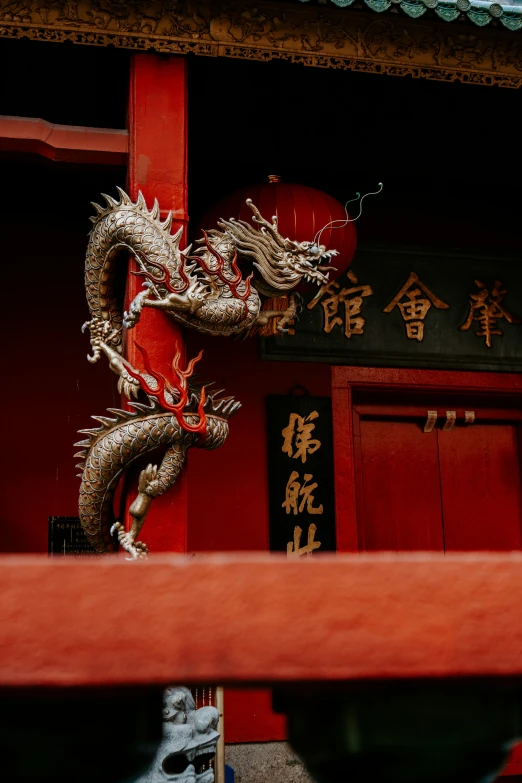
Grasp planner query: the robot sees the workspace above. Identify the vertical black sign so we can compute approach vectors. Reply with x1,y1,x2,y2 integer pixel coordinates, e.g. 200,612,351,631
48,516,95,556
266,395,336,555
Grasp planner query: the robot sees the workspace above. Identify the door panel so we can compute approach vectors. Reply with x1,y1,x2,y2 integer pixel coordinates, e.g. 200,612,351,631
359,419,444,551
438,424,522,551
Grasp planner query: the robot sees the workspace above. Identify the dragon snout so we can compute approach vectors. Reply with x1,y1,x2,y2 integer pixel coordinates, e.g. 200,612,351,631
300,264,330,286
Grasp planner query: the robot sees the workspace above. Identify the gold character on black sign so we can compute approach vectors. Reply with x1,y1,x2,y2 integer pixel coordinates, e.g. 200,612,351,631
383,272,449,342
460,279,520,348
307,270,374,338
282,471,324,516
287,524,322,558
281,411,321,464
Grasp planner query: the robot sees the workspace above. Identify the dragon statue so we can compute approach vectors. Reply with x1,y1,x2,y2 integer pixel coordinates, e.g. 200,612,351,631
77,188,338,558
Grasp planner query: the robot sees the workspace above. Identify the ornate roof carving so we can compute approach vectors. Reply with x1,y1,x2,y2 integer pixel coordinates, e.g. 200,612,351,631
1,0,521,86
304,0,522,31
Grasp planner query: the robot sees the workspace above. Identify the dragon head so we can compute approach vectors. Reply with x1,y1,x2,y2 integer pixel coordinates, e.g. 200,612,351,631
216,200,339,298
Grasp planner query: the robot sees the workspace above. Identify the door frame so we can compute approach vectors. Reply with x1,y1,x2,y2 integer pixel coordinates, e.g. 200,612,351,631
331,366,522,552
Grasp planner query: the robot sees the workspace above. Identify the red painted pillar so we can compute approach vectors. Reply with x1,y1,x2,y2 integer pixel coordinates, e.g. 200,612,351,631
123,53,189,553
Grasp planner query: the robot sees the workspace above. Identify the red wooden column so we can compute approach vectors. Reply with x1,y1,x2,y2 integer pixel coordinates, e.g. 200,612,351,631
124,54,189,553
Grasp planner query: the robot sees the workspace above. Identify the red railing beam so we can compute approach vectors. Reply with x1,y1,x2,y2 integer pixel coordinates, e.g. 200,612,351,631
0,115,128,165
2,553,522,688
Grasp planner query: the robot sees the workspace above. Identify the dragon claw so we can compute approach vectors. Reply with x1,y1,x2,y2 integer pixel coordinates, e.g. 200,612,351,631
124,289,150,329
110,521,120,537
275,294,300,334
111,521,149,561
117,370,141,400
82,316,120,362
133,541,149,560
138,464,160,496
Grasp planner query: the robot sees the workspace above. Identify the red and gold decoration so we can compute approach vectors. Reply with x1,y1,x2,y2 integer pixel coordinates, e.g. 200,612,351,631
79,187,339,557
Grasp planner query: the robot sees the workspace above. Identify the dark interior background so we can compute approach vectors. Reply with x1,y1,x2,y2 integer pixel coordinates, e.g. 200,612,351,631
2,36,520,253
187,55,522,253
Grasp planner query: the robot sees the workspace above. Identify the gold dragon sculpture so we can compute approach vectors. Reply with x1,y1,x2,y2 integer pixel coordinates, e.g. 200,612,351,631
77,188,338,558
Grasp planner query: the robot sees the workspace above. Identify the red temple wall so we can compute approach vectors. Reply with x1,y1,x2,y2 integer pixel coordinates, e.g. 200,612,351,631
185,332,330,552
0,164,123,553
185,330,330,742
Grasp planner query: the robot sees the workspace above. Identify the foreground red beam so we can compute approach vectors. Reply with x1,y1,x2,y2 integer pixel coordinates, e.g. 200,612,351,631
0,115,128,165
2,553,522,688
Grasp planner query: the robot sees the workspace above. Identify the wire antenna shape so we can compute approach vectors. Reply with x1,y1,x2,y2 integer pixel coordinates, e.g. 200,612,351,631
313,182,384,249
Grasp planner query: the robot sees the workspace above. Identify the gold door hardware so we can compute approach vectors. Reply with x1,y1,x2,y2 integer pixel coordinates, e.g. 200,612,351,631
424,411,437,433
442,411,457,431
424,410,476,432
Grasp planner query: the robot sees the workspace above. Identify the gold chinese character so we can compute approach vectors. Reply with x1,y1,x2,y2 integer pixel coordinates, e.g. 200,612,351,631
460,279,520,348
287,524,322,558
383,272,449,341
308,270,374,339
282,471,324,515
282,411,321,463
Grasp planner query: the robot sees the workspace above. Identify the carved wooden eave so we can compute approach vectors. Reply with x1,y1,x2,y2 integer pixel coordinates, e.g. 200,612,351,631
1,0,522,87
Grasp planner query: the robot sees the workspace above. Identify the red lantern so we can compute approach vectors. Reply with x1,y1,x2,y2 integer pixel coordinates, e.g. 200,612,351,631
199,176,357,287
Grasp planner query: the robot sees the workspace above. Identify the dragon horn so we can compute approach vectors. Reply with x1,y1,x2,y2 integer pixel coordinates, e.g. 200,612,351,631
245,199,286,248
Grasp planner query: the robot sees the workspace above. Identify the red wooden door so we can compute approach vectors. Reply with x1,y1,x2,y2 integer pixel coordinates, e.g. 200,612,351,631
332,369,522,775
438,423,522,551
357,417,444,551
353,402,522,553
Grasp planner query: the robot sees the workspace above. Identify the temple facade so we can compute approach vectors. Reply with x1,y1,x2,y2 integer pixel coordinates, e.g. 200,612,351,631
2,0,522,779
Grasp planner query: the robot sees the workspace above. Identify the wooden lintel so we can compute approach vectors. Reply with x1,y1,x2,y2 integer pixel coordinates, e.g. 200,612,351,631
0,115,128,165
2,553,522,687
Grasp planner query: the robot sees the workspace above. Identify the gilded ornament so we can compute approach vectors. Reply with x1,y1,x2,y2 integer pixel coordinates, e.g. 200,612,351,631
84,188,337,346
1,0,522,88
76,333,240,559
78,187,337,557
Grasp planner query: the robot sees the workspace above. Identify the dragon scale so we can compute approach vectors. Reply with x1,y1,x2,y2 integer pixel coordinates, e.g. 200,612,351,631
86,191,260,345
76,401,231,556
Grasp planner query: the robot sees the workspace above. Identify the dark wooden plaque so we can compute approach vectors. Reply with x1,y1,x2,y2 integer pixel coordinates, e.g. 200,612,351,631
261,245,522,371
48,516,95,556
266,395,336,555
